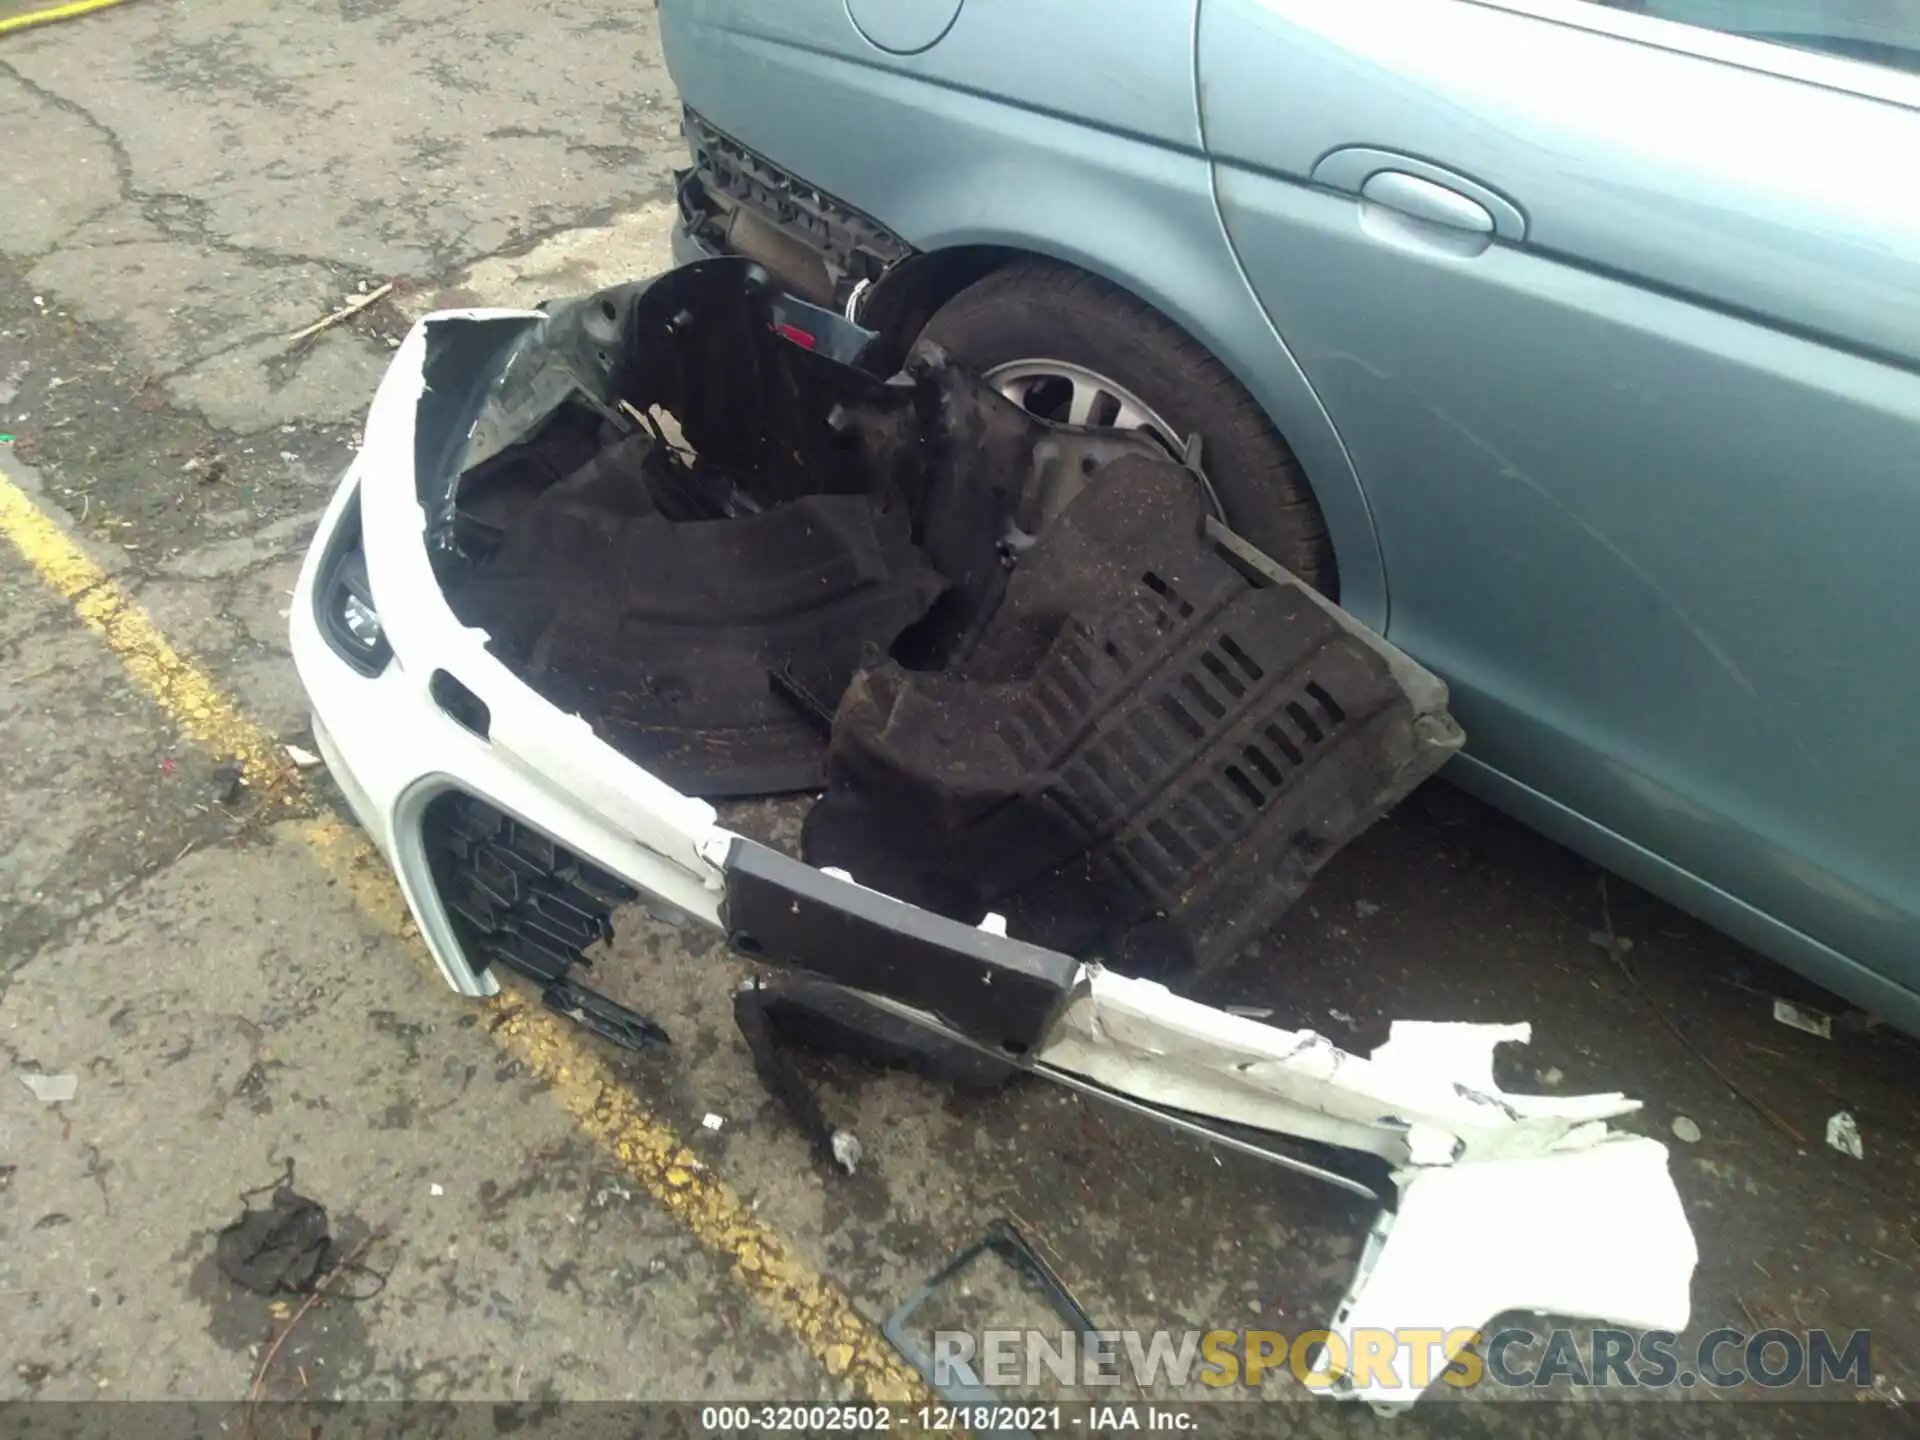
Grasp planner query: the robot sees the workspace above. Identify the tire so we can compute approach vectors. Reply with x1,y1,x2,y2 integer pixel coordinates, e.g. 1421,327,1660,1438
918,258,1336,594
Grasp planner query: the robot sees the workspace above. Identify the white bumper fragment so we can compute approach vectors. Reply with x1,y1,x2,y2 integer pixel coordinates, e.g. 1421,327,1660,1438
293,308,1698,1411
1038,973,1694,1407
1042,979,1637,1165
1321,1134,1695,1408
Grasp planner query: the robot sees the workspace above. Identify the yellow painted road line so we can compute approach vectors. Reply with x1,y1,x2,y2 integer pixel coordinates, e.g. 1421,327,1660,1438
0,477,298,802
0,471,929,1405
0,0,140,38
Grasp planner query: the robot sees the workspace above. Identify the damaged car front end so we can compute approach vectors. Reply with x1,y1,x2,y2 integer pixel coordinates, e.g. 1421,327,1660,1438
291,258,1696,1408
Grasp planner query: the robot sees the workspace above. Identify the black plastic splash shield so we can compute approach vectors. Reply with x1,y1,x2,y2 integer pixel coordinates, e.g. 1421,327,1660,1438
431,258,1171,798
805,455,1465,981
443,471,945,797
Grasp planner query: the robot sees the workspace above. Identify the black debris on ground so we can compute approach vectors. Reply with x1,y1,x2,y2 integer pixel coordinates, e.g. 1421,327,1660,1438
215,1168,335,1297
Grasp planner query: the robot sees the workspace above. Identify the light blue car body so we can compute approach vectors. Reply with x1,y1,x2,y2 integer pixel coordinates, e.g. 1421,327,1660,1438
660,0,1920,1026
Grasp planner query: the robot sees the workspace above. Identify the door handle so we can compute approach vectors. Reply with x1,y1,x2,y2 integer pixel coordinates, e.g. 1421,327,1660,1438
1310,146,1528,242
1361,171,1492,234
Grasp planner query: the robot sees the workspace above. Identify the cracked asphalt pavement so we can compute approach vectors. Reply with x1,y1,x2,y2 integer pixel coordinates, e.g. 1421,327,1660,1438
3,1,1918,1429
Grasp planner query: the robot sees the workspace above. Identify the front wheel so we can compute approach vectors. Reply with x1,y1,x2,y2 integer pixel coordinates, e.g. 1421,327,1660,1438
918,258,1336,594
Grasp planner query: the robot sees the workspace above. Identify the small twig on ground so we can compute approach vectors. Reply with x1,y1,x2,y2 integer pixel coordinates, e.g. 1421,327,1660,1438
286,283,394,345
245,1228,386,1429
1598,874,1805,1145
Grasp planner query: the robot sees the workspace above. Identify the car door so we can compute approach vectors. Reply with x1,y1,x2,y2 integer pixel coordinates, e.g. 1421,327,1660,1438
1199,0,1920,1011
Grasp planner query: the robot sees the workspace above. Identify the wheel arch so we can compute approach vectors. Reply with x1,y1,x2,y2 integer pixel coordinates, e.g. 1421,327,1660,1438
859,245,1019,363
865,231,1386,628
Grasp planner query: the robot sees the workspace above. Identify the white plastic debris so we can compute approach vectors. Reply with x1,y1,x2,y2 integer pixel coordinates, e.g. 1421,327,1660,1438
1671,1115,1702,1144
1318,1136,1696,1409
429,1182,445,1196
1034,974,1696,1410
701,1113,725,1132
285,744,322,768
19,1073,77,1103
830,1130,862,1175
1043,980,1642,1166
1826,1110,1864,1159
1225,1004,1274,1019
1773,998,1833,1039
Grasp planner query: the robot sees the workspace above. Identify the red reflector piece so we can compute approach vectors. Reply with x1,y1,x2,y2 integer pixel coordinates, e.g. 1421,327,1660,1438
772,321,818,350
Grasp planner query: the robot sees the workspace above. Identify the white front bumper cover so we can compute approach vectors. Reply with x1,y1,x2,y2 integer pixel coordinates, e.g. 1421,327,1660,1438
290,307,1697,1409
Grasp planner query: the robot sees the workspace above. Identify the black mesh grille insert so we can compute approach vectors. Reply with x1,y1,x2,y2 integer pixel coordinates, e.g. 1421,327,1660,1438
420,792,667,1049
